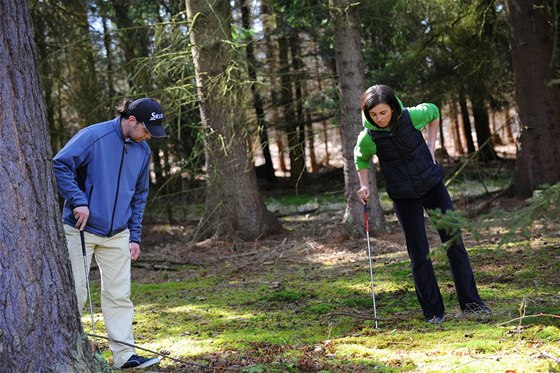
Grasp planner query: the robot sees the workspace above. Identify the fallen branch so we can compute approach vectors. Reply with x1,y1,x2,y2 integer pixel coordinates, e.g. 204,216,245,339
87,333,210,370
540,350,560,364
496,313,560,326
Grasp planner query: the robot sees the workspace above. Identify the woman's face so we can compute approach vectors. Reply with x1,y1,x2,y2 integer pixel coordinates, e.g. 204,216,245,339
368,103,393,128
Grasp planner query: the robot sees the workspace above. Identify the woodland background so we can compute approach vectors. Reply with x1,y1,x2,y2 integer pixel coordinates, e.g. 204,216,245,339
24,0,560,236
1,0,560,371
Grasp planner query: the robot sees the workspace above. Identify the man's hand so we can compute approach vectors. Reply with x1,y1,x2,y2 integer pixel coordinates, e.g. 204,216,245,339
129,242,140,261
73,206,90,231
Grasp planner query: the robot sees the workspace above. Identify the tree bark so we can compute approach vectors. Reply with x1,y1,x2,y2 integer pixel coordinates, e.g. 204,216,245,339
0,1,110,371
470,95,498,162
329,0,385,233
112,0,153,94
278,35,304,183
459,93,476,154
66,0,104,124
186,0,282,240
289,32,308,182
449,100,465,155
240,0,276,182
506,0,560,197
98,0,115,101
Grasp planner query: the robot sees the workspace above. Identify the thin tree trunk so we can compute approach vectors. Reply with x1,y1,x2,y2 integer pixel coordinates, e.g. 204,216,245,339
112,0,153,94
290,32,308,182
459,93,476,154
314,54,331,167
452,114,465,156
276,129,288,173
32,5,59,151
261,2,286,174
278,35,303,183
67,0,104,124
240,0,276,181
504,108,514,144
0,1,110,371
152,142,163,185
449,100,465,156
329,0,385,233
99,0,115,101
470,95,498,161
305,102,319,172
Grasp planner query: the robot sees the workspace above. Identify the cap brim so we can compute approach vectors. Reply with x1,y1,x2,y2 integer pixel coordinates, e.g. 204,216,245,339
145,124,167,138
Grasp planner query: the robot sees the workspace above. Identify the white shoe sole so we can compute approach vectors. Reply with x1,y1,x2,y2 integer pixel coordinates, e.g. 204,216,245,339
135,357,161,369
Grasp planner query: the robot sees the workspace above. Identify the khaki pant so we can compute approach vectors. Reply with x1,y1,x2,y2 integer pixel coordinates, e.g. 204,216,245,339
64,225,135,368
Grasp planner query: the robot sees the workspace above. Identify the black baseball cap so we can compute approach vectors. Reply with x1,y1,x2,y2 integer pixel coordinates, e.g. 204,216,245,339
129,98,167,138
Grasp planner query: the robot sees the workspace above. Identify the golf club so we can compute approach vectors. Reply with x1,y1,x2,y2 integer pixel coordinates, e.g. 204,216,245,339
80,230,97,350
363,203,379,329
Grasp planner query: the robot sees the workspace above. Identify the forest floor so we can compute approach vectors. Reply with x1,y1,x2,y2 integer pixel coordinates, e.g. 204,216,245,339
88,165,560,372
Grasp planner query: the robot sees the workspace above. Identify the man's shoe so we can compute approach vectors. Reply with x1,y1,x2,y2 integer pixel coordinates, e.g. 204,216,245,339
121,354,161,369
427,315,444,324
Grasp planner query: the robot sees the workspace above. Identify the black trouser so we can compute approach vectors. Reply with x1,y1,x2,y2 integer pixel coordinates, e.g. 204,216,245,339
393,182,484,319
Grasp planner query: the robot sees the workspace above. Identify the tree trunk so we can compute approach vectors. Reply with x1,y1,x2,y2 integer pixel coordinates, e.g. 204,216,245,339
315,56,331,167
305,102,319,172
459,93,476,154
504,108,514,144
112,0,153,94
151,141,164,185
240,0,276,182
506,0,560,197
0,1,110,371
186,0,282,240
261,2,287,174
278,35,304,183
98,0,115,101
329,0,385,233
470,95,498,161
31,3,59,151
290,32,308,182
449,100,465,155
66,0,104,124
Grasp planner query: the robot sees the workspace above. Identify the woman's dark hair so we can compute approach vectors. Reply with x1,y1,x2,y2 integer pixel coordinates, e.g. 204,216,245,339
116,99,134,118
361,85,402,128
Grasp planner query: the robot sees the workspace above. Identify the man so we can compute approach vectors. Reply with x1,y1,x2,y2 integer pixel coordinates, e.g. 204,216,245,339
53,98,166,369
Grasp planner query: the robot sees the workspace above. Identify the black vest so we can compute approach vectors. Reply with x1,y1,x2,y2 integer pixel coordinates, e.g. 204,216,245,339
368,110,444,199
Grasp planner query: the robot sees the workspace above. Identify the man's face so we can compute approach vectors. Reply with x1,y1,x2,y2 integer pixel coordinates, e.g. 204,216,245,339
129,119,152,142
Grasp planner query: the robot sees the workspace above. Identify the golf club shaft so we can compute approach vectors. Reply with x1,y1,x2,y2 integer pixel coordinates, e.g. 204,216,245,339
80,230,97,345
363,203,378,329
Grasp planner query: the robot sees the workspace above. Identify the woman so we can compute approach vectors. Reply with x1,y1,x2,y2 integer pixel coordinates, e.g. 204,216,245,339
354,84,490,324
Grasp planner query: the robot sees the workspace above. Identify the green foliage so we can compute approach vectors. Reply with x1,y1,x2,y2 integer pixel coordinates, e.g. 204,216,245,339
478,182,560,244
429,208,465,237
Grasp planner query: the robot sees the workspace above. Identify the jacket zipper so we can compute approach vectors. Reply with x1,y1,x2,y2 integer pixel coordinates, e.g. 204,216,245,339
108,141,127,235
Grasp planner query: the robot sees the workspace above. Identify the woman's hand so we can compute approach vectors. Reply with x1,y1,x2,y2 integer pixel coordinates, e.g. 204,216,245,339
357,185,370,204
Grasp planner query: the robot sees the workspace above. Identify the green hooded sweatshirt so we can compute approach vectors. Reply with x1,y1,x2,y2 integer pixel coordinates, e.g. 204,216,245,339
354,99,440,170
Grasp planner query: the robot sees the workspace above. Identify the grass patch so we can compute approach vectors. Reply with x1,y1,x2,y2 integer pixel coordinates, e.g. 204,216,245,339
94,239,558,372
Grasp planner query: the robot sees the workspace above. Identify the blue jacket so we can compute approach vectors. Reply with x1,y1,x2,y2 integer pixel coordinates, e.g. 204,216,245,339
53,117,151,243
